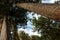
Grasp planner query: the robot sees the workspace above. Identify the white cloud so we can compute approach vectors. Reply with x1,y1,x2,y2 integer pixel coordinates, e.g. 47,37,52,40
33,13,40,20
18,28,41,36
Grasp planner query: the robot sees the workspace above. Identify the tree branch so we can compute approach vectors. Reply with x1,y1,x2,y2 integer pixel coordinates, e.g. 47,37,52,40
17,3,60,21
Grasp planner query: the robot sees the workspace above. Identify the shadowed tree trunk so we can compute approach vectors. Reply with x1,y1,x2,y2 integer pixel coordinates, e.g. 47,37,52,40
17,3,60,21
0,16,7,40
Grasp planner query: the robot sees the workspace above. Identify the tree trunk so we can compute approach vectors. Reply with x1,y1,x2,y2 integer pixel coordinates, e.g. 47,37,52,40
0,16,7,40
17,3,60,21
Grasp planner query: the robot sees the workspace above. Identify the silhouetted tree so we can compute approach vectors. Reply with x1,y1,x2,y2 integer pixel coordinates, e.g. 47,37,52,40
0,0,27,40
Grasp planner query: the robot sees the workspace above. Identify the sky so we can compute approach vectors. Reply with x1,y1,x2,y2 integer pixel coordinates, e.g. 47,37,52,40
18,11,41,36
18,0,59,36
42,0,59,3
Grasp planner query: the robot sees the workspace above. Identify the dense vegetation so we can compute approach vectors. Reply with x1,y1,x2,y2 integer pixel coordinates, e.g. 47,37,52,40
18,16,60,40
32,16,60,40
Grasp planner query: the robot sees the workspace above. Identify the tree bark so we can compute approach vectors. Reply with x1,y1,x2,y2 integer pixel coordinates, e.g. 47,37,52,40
17,3,60,21
0,16,7,40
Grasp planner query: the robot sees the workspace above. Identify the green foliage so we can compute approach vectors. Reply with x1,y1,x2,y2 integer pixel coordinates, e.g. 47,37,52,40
32,16,60,40
31,35,41,40
19,31,31,40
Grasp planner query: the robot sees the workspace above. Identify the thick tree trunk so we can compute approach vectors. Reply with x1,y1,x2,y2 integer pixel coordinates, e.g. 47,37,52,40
17,3,60,21
0,16,7,40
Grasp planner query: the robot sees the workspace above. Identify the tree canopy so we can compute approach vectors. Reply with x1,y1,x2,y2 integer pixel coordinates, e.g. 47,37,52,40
32,16,60,40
